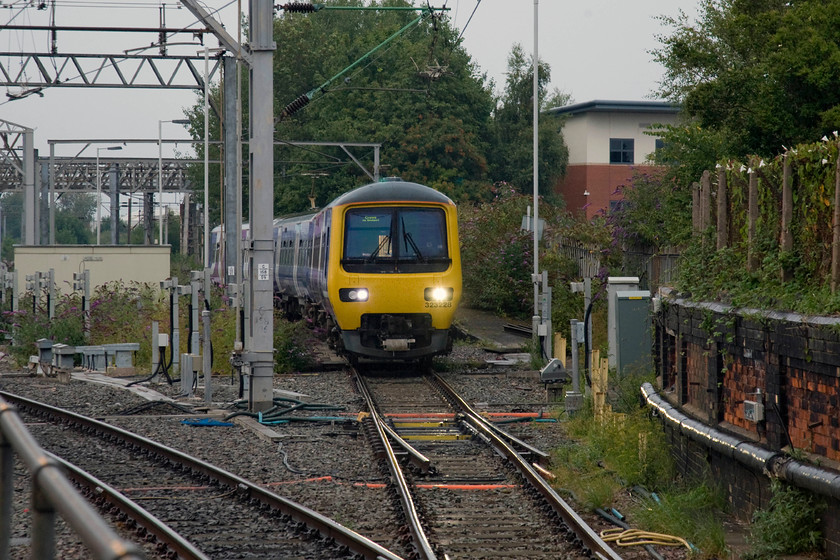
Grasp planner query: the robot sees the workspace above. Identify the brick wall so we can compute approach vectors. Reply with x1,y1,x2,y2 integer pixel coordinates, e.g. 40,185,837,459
658,297,840,462
656,295,840,558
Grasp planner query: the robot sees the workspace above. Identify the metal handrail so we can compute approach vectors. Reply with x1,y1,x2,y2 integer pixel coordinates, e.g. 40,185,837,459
0,396,145,560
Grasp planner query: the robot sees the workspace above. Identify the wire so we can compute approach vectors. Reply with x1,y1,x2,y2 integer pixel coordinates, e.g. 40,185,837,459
454,0,481,45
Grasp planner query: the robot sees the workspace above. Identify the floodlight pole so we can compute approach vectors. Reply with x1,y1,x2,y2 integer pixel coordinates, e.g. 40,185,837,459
158,119,190,245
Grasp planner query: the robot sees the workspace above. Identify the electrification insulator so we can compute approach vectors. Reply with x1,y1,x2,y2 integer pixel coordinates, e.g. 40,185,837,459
279,2,321,12
279,94,311,120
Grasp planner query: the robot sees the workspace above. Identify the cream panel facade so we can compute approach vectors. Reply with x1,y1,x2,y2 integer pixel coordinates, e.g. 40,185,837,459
565,111,679,165
562,116,591,165
14,245,171,294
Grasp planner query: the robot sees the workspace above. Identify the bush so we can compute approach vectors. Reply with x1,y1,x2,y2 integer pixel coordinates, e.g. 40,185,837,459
274,315,317,373
0,293,86,366
3,280,319,377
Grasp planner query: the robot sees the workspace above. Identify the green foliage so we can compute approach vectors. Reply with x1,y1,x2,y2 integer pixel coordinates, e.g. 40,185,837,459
743,480,825,560
458,185,536,317
88,281,168,369
1,294,86,366
2,280,316,376
458,184,580,321
563,407,676,492
553,379,728,558
487,44,569,197
186,1,572,223
653,0,840,158
673,136,840,314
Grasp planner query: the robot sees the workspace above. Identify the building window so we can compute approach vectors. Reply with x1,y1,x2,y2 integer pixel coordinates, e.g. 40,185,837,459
609,138,634,164
655,138,665,152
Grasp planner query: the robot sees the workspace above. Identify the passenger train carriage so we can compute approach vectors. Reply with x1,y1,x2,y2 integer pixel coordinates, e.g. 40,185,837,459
210,178,462,362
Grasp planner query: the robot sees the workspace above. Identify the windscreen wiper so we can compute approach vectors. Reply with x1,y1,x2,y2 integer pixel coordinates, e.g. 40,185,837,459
402,221,426,262
365,235,391,262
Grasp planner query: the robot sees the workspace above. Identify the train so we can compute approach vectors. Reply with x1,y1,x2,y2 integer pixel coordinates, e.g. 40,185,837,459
210,177,462,363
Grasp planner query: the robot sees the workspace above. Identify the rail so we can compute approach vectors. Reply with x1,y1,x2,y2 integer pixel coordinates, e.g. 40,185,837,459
0,395,146,560
353,368,438,560
2,390,403,560
430,373,624,560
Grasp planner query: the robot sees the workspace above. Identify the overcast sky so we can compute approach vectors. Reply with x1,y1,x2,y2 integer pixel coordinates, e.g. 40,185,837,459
1,0,698,157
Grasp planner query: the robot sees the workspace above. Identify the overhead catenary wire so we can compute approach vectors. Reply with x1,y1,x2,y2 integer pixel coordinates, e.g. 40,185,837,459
277,6,440,120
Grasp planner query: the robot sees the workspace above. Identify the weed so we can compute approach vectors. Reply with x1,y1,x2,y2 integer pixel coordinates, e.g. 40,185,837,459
743,479,825,560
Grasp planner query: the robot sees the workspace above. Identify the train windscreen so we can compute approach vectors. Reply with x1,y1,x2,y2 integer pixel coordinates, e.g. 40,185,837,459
342,207,450,273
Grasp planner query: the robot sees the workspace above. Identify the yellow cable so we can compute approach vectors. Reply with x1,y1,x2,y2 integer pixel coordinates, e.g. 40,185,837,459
600,528,692,550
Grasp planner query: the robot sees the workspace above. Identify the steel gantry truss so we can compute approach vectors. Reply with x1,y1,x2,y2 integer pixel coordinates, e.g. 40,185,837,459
0,52,222,91
0,157,194,194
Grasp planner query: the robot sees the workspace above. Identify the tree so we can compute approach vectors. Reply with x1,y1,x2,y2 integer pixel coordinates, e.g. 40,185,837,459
653,0,840,158
53,193,96,245
488,44,569,199
0,192,96,260
183,0,498,221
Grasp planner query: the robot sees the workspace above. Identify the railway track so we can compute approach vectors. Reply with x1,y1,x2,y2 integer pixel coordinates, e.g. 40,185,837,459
353,367,623,560
2,390,403,560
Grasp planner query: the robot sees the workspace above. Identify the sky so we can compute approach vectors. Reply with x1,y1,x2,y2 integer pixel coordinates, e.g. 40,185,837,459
0,0,698,158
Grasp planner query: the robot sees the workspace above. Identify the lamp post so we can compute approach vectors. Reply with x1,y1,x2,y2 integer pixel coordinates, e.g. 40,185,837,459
95,146,122,245
158,119,190,244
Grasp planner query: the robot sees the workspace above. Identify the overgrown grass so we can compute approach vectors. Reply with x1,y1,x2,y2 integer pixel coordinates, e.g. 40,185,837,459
630,484,728,557
551,372,730,559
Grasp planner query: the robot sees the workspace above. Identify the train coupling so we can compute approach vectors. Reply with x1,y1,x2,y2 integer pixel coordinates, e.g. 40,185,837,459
381,338,415,352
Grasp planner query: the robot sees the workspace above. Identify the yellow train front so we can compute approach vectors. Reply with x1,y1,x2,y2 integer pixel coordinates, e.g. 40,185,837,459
277,178,461,362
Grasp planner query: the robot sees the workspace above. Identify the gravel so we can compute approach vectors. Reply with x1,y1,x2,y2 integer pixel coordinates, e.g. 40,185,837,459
0,343,688,560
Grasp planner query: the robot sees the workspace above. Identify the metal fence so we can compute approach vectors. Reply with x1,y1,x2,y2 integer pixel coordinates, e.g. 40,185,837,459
554,237,680,292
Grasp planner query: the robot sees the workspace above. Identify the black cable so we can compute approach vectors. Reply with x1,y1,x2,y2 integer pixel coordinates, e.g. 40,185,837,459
772,401,795,450
127,345,173,387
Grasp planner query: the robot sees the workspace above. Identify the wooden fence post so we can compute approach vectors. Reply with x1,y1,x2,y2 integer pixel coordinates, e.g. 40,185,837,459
781,155,793,283
700,170,711,232
717,166,728,250
748,161,759,272
832,146,840,293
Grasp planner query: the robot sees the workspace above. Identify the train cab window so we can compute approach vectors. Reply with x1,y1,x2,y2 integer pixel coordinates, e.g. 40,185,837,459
344,209,393,260
342,207,450,273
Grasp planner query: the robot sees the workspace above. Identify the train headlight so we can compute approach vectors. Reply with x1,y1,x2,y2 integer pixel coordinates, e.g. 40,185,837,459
339,288,369,302
424,287,453,302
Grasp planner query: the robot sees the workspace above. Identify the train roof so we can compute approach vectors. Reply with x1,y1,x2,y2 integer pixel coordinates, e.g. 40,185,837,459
328,178,454,207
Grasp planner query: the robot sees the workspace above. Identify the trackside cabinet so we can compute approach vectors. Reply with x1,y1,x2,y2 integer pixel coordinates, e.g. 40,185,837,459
615,290,652,375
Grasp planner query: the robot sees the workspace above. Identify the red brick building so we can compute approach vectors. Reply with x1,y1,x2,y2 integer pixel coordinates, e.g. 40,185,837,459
549,100,681,219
